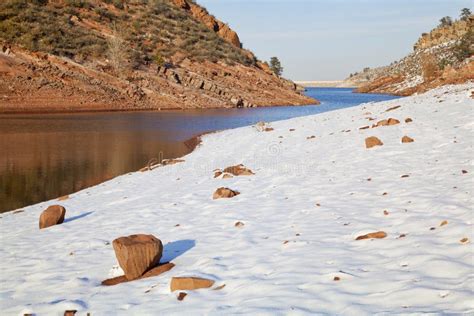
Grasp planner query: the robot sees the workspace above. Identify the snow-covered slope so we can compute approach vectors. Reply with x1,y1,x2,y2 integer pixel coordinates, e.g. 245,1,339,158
1,84,473,314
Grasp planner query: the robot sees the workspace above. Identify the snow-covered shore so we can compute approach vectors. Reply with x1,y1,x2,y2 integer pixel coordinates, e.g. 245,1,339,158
1,83,473,315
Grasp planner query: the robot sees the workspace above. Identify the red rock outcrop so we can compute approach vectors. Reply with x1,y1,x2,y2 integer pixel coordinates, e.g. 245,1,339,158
0,1,317,113
414,19,472,51
172,0,242,48
350,17,473,96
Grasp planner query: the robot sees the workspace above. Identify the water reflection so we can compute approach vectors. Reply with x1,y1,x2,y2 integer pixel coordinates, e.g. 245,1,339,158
0,88,400,212
0,126,191,212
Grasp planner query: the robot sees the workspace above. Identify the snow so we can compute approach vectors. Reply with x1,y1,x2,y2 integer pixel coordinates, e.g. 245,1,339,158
393,75,424,92
1,83,473,315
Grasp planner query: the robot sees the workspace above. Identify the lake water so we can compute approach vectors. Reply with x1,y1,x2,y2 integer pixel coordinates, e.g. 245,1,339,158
0,88,400,212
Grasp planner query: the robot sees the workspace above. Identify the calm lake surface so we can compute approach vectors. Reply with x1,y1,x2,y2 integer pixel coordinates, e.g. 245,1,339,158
0,88,400,212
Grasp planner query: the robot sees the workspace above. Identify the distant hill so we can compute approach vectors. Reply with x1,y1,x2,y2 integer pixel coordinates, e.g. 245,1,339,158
345,14,473,95
0,0,315,113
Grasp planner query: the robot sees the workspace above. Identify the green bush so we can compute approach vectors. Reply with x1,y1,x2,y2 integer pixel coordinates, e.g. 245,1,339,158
113,0,124,10
65,0,90,9
153,53,165,66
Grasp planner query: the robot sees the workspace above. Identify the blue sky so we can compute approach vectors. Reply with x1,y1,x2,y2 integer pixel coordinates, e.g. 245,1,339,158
198,0,472,80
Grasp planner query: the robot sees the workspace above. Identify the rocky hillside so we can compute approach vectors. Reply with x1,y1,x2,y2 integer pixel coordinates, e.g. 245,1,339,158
345,16,473,95
0,0,315,113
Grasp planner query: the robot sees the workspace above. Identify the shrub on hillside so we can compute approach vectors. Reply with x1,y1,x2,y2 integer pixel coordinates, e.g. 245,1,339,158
454,29,473,62
0,0,256,68
421,53,439,82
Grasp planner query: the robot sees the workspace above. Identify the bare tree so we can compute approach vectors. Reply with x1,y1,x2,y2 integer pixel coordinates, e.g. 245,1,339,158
107,25,129,75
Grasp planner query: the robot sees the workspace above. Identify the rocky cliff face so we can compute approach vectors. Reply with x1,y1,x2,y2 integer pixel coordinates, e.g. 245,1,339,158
414,19,472,51
0,0,315,113
172,0,242,49
346,17,473,95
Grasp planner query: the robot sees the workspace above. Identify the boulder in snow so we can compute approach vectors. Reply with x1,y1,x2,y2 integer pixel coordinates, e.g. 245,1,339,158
39,205,66,229
112,234,163,280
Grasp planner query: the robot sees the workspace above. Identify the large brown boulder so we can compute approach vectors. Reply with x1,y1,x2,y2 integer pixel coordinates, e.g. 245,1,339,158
213,187,240,199
365,136,383,149
39,205,66,229
112,234,163,281
170,277,215,292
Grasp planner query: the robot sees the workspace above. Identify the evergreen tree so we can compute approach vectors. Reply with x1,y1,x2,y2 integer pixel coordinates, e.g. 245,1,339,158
439,16,453,27
269,57,283,77
460,8,472,21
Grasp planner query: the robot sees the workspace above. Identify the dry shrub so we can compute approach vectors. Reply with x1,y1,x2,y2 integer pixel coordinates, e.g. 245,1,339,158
421,53,439,82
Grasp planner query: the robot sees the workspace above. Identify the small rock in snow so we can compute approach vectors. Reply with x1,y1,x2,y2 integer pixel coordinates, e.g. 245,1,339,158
373,118,400,127
170,277,215,292
213,187,240,199
177,292,187,301
365,136,383,148
355,231,387,240
385,105,401,112
223,164,254,176
58,195,69,201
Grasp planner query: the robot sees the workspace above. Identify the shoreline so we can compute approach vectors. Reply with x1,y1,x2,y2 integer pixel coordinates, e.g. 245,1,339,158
1,83,472,314
0,99,319,115
294,80,356,88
